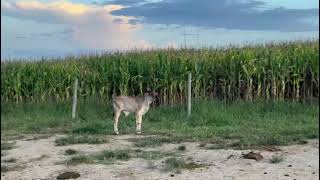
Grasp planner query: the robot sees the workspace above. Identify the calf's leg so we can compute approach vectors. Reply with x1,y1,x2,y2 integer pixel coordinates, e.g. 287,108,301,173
135,113,143,134
113,110,121,135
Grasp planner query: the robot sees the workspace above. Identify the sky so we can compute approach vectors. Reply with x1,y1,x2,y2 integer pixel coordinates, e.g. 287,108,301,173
1,0,319,60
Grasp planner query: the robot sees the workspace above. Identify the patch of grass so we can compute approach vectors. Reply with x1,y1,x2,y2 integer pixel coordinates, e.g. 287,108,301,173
270,155,284,164
164,157,205,172
177,145,186,151
66,155,96,165
131,136,180,147
65,149,78,155
55,135,108,146
65,149,131,165
1,142,15,150
71,122,110,134
64,148,176,166
2,100,319,148
95,150,131,161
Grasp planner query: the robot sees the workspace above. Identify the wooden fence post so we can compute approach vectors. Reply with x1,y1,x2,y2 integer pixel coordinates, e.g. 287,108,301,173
72,78,78,119
188,73,192,117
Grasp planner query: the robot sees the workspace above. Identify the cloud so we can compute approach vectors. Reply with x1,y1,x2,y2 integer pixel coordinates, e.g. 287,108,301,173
1,0,151,50
101,0,146,6
109,0,319,32
15,35,28,39
14,28,74,39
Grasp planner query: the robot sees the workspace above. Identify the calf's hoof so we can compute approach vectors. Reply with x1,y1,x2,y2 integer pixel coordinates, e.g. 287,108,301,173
136,131,142,135
114,131,119,135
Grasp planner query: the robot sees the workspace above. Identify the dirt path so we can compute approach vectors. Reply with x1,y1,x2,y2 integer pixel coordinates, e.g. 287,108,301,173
1,134,319,180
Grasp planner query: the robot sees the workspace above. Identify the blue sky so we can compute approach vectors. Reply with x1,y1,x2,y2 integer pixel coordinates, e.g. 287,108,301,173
1,0,319,60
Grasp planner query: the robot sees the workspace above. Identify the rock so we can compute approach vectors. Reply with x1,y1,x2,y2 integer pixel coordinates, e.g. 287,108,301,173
57,171,80,179
170,174,175,177
287,165,292,167
227,155,235,159
264,172,267,174
284,174,289,177
243,152,263,161
312,172,316,174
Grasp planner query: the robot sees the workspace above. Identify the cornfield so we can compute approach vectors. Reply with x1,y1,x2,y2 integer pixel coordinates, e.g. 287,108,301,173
1,40,319,104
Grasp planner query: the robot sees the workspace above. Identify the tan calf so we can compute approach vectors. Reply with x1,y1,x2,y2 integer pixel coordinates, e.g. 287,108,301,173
112,91,158,135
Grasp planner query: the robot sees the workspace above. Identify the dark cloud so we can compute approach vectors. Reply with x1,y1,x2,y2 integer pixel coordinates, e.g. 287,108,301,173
109,0,319,31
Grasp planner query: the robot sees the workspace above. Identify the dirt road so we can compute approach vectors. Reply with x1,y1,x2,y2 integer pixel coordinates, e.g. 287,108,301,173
1,135,319,180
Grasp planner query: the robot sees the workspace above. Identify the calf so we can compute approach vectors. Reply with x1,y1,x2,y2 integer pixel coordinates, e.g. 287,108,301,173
112,90,158,135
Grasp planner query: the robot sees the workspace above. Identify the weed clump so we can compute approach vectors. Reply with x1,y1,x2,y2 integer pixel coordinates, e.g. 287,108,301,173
270,155,284,163
164,157,205,172
65,149,78,155
55,135,108,146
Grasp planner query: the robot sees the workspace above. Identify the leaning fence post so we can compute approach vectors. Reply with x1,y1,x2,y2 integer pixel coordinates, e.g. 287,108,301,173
72,78,78,119
188,73,192,117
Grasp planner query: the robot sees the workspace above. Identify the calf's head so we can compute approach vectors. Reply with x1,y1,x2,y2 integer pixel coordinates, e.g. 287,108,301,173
144,88,159,104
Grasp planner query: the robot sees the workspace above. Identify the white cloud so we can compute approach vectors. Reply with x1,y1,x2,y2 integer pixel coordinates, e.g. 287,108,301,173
1,0,151,50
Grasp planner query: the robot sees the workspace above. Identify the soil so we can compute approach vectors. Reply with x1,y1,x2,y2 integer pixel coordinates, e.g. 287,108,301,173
1,134,319,180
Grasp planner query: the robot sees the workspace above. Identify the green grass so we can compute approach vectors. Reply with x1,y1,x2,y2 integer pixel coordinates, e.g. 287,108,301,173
164,157,205,172
64,149,176,165
130,136,181,147
95,150,131,161
65,149,131,165
134,150,176,160
55,135,108,146
1,100,319,148
66,155,96,165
